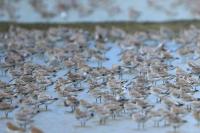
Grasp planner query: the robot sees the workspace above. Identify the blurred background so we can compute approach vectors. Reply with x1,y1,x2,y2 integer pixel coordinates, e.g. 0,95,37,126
0,0,200,23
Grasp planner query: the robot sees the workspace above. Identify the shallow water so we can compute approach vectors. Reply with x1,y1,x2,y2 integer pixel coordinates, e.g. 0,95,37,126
0,35,200,133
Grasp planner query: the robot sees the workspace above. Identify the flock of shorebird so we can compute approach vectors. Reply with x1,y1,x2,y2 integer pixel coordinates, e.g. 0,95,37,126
1,25,200,133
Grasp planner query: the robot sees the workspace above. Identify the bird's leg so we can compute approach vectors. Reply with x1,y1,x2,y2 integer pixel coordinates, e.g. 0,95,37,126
45,104,48,111
99,119,102,125
137,122,141,130
99,96,102,103
24,121,27,129
153,121,156,127
83,121,86,127
4,112,8,118
95,98,98,103
164,119,167,127
71,106,75,112
9,98,13,104
79,81,82,87
37,104,40,109
142,122,145,129
157,121,160,127
173,125,177,133
103,118,106,124
156,97,161,103
80,121,83,127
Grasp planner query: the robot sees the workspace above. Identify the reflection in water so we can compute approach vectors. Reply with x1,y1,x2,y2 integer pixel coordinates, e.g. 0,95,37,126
0,26,200,133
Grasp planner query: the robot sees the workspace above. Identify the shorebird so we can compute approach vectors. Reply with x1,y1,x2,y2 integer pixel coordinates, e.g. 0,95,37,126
6,122,25,133
166,113,187,133
30,126,43,133
95,26,108,41
91,105,110,125
149,109,165,127
104,102,123,120
19,74,36,83
176,67,188,77
0,92,14,103
180,91,194,104
0,102,18,118
15,107,40,128
37,94,58,111
135,98,152,112
111,65,124,79
123,101,139,116
188,61,200,75
0,80,9,88
150,86,169,103
64,96,79,112
132,112,150,130
193,109,200,126
74,108,94,127
79,99,93,111
163,97,175,110
18,96,38,107
192,100,200,109
171,105,187,116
